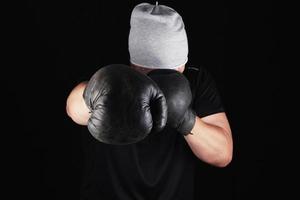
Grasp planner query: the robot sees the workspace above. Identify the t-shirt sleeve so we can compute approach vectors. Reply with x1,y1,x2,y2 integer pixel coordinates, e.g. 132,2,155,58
188,67,225,118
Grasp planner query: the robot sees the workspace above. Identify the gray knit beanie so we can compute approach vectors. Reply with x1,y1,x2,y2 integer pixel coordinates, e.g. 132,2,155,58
128,2,188,69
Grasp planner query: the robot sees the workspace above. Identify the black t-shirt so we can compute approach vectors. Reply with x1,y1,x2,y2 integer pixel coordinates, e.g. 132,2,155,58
80,66,224,200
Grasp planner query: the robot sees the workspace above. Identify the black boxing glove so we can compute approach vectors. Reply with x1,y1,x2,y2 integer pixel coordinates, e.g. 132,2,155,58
83,64,167,144
148,69,196,135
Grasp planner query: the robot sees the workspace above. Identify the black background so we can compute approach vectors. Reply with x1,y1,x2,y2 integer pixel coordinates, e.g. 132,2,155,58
5,0,281,199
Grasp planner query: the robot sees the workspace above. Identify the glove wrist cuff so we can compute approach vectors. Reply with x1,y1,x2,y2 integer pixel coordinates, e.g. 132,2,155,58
178,109,196,136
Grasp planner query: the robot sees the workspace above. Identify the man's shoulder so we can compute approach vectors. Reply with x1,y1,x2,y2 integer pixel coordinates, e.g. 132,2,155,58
185,66,200,71
184,65,210,76
184,65,211,83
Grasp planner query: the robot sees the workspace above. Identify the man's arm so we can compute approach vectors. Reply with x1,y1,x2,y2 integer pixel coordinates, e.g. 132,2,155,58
66,82,91,125
185,112,233,167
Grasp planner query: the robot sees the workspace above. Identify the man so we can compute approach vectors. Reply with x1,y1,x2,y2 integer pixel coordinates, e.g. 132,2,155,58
66,2,233,200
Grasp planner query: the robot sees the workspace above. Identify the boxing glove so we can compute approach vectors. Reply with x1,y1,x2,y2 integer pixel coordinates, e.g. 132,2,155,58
83,64,167,144
148,69,196,135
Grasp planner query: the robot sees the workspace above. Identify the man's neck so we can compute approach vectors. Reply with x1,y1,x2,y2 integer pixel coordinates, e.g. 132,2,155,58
130,63,154,75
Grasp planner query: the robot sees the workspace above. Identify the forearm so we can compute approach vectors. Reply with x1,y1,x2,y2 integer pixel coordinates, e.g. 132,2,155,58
184,116,233,167
66,82,91,125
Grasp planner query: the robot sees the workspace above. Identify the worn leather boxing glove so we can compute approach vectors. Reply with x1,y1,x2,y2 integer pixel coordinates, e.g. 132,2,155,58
83,64,167,144
148,69,196,135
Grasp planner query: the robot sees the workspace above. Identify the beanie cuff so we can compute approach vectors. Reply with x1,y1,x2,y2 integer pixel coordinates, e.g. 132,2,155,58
130,58,188,70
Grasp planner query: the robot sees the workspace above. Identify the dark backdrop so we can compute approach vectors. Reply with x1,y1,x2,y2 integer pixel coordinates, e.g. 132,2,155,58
5,0,281,199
